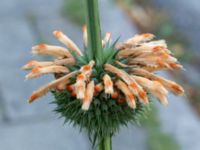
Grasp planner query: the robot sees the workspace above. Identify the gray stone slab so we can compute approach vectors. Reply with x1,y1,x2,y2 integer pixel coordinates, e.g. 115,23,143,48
0,19,55,121
100,0,137,41
0,118,147,150
113,126,147,150
35,0,137,51
0,0,82,121
19,0,63,20
36,18,84,49
0,0,20,18
183,64,200,85
0,119,90,150
0,0,63,20
154,0,200,54
157,72,200,150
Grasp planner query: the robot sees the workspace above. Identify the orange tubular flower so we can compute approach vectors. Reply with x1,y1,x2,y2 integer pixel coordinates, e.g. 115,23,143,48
104,64,133,85
32,44,72,58
54,58,76,65
95,83,104,93
104,64,148,104
131,68,184,95
28,71,78,103
23,58,75,70
82,25,88,47
75,73,86,100
82,80,95,111
103,74,114,94
23,29,184,111
111,91,119,99
22,60,54,70
80,60,95,77
132,75,168,105
25,65,69,79
125,33,155,46
102,32,112,47
53,31,83,56
115,80,136,109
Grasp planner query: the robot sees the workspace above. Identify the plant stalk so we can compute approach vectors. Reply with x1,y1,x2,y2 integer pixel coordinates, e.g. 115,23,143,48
85,0,103,64
99,135,112,150
85,0,111,149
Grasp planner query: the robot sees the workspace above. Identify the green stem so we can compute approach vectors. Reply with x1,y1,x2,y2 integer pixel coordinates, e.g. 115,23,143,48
85,0,103,64
99,135,112,150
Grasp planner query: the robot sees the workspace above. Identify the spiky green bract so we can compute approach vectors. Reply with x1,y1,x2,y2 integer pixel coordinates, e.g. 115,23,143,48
52,90,150,147
51,43,151,147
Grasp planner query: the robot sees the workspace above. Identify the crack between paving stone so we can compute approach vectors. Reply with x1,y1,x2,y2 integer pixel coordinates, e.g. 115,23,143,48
0,88,11,123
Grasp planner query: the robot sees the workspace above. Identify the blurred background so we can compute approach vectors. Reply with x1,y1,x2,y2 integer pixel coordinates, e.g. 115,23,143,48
0,0,200,149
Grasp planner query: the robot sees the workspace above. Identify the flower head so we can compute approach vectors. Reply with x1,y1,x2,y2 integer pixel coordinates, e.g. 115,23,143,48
22,27,185,146
23,28,184,110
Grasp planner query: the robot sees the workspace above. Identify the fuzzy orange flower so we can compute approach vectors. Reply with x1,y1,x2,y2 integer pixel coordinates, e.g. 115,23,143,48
23,28,184,110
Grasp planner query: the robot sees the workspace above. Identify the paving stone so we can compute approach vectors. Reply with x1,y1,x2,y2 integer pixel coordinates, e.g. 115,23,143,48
36,18,84,49
158,94,200,150
100,0,137,41
113,126,147,150
151,1,200,148
0,0,62,20
154,0,200,54
0,117,147,150
0,119,90,150
0,19,55,121
0,88,10,122
157,72,200,150
35,0,137,49
182,64,200,85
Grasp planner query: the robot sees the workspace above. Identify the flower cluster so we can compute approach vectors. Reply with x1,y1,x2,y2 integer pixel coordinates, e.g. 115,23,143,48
23,26,184,111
